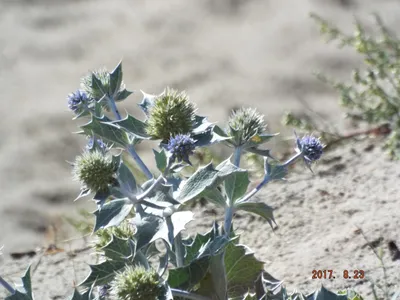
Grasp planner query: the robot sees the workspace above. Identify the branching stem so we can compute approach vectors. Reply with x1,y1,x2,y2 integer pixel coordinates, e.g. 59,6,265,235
0,275,15,295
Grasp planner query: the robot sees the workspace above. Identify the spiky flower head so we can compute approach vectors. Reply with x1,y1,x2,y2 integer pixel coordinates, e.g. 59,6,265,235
227,107,266,146
94,220,136,251
73,150,117,192
67,90,92,115
145,87,196,142
295,133,324,166
167,134,196,165
111,266,164,300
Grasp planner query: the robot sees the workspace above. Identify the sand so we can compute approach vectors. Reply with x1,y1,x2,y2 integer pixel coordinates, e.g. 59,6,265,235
0,0,399,298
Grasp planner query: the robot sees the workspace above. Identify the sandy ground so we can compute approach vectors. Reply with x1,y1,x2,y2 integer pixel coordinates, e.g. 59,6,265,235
0,0,399,298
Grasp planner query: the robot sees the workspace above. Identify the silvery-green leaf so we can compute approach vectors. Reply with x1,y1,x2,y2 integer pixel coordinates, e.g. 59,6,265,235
200,188,226,208
192,127,230,147
101,234,134,261
224,241,264,298
115,89,133,102
163,284,174,300
117,163,137,198
153,149,167,173
5,266,34,300
245,147,274,159
242,292,257,300
224,170,250,205
264,158,288,181
167,256,210,290
176,159,244,204
91,73,106,99
209,251,227,300
158,246,169,278
79,260,125,287
138,91,157,116
192,115,214,134
132,213,164,250
149,211,193,247
184,229,216,264
109,61,123,97
112,115,150,140
235,201,276,229
81,116,129,147
93,199,133,232
93,189,110,208
213,125,230,139
75,188,91,201
305,286,347,300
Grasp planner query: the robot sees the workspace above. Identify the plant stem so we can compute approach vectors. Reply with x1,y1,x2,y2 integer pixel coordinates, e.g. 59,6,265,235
127,144,153,180
236,174,270,204
108,95,153,180
0,275,15,295
224,147,242,236
136,175,164,201
174,232,184,268
170,289,211,300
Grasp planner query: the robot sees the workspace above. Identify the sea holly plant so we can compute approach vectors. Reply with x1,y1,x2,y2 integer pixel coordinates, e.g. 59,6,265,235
1,61,363,300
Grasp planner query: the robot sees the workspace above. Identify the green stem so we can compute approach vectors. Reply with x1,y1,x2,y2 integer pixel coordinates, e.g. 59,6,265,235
224,147,242,235
107,95,153,180
0,275,15,295
170,289,211,300
174,232,185,268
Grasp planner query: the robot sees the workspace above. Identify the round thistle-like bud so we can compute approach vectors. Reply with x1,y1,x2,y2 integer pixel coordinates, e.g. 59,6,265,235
67,90,91,115
296,134,324,163
81,68,111,101
73,150,117,192
227,107,266,146
167,134,196,164
111,266,164,300
145,87,196,142
94,220,136,251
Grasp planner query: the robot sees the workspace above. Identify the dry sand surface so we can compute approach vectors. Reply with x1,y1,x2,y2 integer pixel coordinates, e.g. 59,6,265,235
0,0,399,298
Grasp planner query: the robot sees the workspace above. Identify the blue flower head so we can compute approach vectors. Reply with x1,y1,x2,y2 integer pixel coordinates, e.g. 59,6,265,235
167,134,196,165
86,137,108,152
295,133,324,168
67,90,91,115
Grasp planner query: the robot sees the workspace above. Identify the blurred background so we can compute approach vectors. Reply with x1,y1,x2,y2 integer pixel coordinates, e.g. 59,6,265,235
0,0,399,254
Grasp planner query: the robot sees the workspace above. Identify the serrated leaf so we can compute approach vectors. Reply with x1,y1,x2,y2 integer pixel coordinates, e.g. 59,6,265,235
112,114,150,139
177,159,244,204
101,235,134,261
265,158,288,181
91,73,107,99
109,61,123,97
225,242,264,298
138,91,157,116
224,170,250,205
192,115,214,134
149,211,193,247
184,229,215,264
305,285,348,300
235,202,276,228
192,127,231,147
93,189,111,208
200,188,227,208
93,199,133,232
245,147,274,159
5,291,32,300
131,213,164,249
79,260,126,287
117,163,137,198
209,252,228,300
116,89,133,102
81,116,129,147
153,149,168,173
167,256,210,290
6,266,34,300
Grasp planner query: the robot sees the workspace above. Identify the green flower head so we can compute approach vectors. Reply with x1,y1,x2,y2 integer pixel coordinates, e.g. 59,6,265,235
145,87,196,142
94,220,136,251
227,107,266,146
72,150,117,192
111,266,165,300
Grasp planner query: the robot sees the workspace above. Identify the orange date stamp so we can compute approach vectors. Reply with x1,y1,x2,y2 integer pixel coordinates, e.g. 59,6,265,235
312,269,365,280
